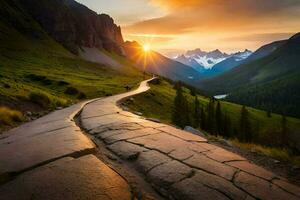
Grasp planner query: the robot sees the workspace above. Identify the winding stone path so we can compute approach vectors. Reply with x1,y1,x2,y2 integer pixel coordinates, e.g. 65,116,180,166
0,78,300,200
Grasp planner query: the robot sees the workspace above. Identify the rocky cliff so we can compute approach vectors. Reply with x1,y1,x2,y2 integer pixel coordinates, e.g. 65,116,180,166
18,0,124,55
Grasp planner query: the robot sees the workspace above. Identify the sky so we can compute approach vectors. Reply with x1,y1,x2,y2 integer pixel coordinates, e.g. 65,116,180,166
76,0,300,56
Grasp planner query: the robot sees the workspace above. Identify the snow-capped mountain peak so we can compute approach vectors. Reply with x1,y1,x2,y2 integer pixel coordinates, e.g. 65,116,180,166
231,49,252,61
173,48,253,72
176,48,230,69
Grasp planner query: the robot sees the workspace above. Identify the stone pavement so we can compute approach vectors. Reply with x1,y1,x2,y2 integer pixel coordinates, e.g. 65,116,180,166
80,79,300,200
0,78,300,200
0,96,131,199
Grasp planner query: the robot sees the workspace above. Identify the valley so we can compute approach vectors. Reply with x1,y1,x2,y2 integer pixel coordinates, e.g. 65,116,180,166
0,0,300,199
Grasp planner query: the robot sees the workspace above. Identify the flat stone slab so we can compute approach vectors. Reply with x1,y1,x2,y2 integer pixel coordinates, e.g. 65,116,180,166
234,171,299,200
0,126,94,174
0,155,131,200
171,170,253,200
0,101,95,175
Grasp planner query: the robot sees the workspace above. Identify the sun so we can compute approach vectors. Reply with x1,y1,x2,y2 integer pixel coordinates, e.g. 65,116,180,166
143,44,150,52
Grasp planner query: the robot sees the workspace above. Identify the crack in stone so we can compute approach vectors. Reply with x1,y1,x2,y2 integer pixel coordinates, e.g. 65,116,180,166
2,125,74,146
231,171,259,200
28,125,74,138
270,178,300,197
0,147,95,186
125,140,238,183
158,130,207,144
145,161,170,175
202,183,233,200
81,112,118,120
105,132,161,145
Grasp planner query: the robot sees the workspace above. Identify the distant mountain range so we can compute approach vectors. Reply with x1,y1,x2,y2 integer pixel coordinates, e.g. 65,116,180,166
123,41,203,84
174,49,252,77
199,33,300,118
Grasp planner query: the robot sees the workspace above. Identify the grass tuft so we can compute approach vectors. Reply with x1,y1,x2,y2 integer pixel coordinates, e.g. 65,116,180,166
231,139,300,166
0,107,24,125
64,86,79,95
28,91,68,108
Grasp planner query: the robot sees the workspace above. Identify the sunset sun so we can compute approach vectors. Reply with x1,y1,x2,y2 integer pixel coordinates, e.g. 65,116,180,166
143,44,150,52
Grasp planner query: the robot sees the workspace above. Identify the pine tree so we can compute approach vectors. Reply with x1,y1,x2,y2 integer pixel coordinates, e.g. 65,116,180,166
200,107,206,130
207,98,216,134
239,105,252,142
172,82,190,128
190,87,196,96
223,112,231,138
266,110,272,118
281,115,288,147
193,96,201,127
215,101,222,135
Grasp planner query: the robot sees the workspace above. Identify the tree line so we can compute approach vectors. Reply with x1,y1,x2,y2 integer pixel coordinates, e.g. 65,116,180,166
172,82,289,147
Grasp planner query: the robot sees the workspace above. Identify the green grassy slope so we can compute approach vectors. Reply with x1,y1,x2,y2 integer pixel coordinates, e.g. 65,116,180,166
126,79,300,151
0,0,143,130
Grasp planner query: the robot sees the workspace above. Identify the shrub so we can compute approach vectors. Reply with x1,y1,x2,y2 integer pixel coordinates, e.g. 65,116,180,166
28,91,68,109
0,107,23,125
28,91,51,108
57,80,69,86
77,92,87,99
3,83,10,88
64,86,79,95
26,74,53,85
26,74,46,82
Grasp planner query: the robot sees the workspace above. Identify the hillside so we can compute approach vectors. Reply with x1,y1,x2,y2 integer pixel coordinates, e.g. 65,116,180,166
123,41,203,85
0,0,143,131
199,33,300,118
125,79,300,162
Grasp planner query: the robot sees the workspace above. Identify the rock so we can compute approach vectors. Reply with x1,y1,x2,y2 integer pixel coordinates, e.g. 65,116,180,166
273,159,280,164
56,107,63,110
122,106,130,111
146,118,161,123
19,0,125,55
134,111,143,116
184,126,206,138
220,139,233,147
250,147,256,153
26,111,32,116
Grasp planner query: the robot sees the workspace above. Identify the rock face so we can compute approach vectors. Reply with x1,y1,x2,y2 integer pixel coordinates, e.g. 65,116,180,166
19,0,124,55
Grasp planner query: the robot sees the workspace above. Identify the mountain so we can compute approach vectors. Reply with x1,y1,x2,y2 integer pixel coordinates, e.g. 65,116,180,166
124,41,203,84
174,55,206,73
199,33,300,118
17,0,124,55
204,49,252,77
245,40,286,62
181,48,229,69
175,48,252,77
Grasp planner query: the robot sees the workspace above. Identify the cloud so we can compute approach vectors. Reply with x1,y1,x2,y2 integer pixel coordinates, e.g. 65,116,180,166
124,0,300,34
222,33,296,42
122,0,300,52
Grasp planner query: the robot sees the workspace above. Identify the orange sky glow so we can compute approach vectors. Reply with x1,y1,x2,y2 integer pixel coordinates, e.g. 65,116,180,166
77,0,300,55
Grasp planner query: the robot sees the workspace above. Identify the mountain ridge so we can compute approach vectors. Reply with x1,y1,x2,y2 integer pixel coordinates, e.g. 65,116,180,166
17,0,124,55
199,32,300,118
